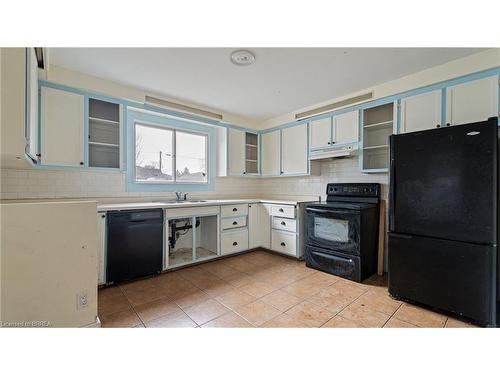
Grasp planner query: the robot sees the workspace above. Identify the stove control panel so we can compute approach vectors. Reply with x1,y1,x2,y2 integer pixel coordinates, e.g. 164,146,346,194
326,183,380,197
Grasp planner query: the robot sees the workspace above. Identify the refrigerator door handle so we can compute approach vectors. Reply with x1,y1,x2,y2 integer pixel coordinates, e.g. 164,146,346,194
389,136,396,232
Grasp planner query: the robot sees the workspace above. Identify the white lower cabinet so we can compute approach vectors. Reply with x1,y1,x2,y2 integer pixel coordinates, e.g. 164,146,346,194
272,217,296,233
221,229,249,255
221,203,248,217
248,203,271,249
271,204,296,219
97,212,107,285
271,230,297,256
221,215,247,230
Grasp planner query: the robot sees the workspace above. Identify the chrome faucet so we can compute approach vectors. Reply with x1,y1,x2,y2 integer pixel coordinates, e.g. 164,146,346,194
174,192,188,201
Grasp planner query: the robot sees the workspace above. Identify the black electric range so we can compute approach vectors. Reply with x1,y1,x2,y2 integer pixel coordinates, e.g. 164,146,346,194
305,183,381,282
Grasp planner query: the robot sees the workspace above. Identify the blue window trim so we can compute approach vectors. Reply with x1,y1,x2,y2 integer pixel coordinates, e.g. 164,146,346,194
126,109,216,192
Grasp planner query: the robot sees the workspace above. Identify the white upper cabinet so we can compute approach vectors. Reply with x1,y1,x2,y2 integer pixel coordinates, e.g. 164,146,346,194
227,128,246,175
309,117,332,149
333,110,359,144
446,75,499,126
282,124,308,175
41,86,85,167
261,130,281,176
400,89,442,133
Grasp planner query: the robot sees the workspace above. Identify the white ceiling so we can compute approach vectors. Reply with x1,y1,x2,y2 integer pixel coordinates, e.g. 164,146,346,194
50,48,486,121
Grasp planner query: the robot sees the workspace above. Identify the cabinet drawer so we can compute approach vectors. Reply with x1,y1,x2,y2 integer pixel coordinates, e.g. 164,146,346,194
272,217,296,233
221,216,247,230
271,205,295,219
221,204,248,217
271,230,297,256
221,229,249,255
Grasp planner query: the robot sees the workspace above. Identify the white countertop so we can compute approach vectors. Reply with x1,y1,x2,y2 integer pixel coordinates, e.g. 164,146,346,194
97,198,317,211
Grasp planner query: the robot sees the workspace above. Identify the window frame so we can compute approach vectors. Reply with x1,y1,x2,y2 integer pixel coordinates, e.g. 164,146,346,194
126,109,215,192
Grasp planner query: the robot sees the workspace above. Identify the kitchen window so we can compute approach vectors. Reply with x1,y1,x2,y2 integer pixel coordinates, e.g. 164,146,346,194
127,109,215,192
135,123,208,184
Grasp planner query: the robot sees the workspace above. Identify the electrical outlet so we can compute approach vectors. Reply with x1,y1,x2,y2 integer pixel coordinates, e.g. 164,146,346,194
77,291,88,310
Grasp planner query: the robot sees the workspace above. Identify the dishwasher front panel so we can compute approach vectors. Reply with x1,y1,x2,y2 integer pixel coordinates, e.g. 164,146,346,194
106,209,164,283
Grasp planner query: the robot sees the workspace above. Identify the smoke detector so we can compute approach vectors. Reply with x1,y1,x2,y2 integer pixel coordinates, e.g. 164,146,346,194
230,50,255,66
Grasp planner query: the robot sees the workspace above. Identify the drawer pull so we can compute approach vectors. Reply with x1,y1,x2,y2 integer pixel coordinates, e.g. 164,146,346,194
281,221,286,226
232,208,238,212
232,241,238,246
280,242,286,247
279,208,284,213
232,221,238,225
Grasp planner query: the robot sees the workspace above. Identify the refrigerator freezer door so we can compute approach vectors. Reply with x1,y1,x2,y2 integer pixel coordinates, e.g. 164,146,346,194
388,233,497,326
389,118,497,245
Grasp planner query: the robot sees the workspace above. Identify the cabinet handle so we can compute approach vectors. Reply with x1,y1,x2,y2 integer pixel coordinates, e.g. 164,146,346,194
279,208,284,213
280,242,286,247
232,221,238,225
280,171,284,175
436,124,441,128
328,141,331,145
101,214,106,218
243,171,246,175
232,208,238,212
446,123,451,127
79,162,84,165
281,221,286,226
232,241,238,246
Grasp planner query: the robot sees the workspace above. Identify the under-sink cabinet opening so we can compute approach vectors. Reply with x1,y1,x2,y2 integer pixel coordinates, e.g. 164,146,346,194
166,211,219,268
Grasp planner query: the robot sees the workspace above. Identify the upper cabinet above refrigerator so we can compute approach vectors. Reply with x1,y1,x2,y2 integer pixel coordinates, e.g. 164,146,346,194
446,75,499,126
400,89,442,134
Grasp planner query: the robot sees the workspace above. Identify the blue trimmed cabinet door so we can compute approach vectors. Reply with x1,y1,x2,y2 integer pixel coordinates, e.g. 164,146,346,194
227,128,246,175
446,75,499,126
40,86,85,167
261,130,281,176
282,124,308,175
400,89,442,133
309,117,332,150
333,110,359,145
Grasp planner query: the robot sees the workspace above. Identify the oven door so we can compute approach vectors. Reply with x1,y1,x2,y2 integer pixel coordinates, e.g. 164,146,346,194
306,207,360,255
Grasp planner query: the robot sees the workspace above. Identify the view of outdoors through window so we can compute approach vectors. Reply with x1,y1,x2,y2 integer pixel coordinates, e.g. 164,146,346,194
135,123,207,183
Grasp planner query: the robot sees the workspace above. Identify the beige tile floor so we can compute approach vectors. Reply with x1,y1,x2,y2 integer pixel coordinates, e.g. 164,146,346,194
98,250,477,328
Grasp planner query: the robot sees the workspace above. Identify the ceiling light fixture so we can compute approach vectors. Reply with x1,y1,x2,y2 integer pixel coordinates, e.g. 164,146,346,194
230,50,255,66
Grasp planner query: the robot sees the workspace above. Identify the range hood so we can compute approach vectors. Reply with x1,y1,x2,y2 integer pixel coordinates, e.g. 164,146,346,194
309,144,358,160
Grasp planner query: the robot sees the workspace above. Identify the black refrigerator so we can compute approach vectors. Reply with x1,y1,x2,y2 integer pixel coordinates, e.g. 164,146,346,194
388,117,498,327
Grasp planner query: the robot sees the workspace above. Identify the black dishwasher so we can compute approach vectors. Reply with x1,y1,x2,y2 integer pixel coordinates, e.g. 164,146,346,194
106,209,163,284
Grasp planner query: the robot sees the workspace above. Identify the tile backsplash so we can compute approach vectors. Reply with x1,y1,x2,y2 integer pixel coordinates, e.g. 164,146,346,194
0,157,388,201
